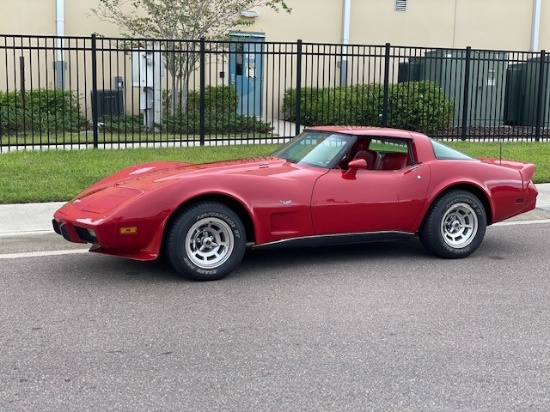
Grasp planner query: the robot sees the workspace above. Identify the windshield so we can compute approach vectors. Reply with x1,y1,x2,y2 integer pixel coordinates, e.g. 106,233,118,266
431,139,475,160
272,131,354,168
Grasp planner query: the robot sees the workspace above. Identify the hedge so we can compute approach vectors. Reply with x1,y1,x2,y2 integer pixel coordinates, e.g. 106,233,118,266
282,81,454,134
0,89,87,135
105,86,270,135
101,113,272,135
164,85,239,114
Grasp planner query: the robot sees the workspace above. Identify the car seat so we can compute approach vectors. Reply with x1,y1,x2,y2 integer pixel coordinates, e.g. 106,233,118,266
340,142,379,170
378,153,409,170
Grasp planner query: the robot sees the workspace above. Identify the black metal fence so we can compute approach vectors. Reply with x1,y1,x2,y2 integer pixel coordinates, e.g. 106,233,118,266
1,34,550,152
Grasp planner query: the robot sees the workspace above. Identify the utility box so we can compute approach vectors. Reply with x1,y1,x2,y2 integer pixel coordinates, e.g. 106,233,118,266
398,50,508,127
131,45,163,130
520,56,550,127
503,63,526,125
422,49,507,127
398,58,422,83
92,90,124,117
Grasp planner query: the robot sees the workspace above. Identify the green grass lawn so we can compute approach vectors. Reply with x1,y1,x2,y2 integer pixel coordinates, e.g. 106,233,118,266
0,141,549,204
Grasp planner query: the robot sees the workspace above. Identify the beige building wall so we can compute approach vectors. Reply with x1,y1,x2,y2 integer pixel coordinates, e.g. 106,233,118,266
2,1,56,36
0,1,547,51
252,0,542,51
1,0,124,38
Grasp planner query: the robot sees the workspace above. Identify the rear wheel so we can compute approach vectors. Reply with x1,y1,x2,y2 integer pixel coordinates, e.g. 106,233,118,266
419,190,486,258
166,202,246,281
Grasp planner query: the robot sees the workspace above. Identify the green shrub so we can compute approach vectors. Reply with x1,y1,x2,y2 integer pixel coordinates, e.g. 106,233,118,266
0,89,78,112
28,111,87,134
282,81,454,133
0,107,26,135
387,81,454,134
102,87,270,136
0,88,86,135
100,114,148,133
283,84,385,127
282,87,324,124
0,91,21,108
164,85,239,114
160,85,265,135
204,86,238,113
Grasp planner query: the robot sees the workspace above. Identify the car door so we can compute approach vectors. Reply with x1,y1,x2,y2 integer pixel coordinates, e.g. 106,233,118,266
310,160,431,235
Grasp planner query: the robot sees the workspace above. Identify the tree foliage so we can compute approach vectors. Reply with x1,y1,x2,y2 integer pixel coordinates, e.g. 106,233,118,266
92,0,290,41
91,0,291,112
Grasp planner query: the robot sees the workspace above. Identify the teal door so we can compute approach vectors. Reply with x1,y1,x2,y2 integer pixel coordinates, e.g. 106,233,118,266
229,33,264,117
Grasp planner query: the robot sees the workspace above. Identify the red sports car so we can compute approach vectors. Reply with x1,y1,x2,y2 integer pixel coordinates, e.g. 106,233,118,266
53,127,537,281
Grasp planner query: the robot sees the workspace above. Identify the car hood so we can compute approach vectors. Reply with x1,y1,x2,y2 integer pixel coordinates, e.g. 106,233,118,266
117,156,294,186
75,156,309,199
57,156,327,219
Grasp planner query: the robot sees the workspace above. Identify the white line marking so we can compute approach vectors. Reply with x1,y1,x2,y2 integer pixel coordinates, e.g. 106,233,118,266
493,219,550,226
0,230,53,238
0,249,89,260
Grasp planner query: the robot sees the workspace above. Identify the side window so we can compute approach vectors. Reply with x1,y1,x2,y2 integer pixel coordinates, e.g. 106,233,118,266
369,138,409,154
368,138,413,171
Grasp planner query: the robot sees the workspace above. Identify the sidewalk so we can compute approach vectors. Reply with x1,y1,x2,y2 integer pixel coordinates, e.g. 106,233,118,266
1,185,550,237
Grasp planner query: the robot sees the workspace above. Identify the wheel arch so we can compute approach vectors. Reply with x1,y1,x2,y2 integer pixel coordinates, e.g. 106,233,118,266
422,183,493,228
162,194,256,250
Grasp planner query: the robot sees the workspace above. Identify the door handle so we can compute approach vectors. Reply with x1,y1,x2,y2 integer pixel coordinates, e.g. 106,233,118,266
404,164,422,174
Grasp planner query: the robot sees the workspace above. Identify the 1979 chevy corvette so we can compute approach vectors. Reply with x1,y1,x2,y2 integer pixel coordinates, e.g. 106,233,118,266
53,127,538,281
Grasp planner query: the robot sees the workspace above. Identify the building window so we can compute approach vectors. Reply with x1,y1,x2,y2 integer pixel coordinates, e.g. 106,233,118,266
395,0,407,12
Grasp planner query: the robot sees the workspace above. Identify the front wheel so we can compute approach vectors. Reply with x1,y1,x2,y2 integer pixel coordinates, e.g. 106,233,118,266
419,190,487,259
166,202,247,281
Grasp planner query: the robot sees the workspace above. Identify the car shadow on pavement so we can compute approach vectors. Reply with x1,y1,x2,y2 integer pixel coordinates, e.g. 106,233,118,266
45,227,528,287
46,238,427,285
47,231,528,284
234,239,428,279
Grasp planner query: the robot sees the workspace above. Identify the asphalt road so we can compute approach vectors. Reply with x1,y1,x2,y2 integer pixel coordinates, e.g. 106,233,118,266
1,222,550,411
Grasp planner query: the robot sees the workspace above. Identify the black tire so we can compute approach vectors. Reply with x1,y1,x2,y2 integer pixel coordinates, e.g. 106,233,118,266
419,190,487,259
165,201,246,281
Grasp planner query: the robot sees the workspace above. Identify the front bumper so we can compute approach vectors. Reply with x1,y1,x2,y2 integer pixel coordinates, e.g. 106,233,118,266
52,219,96,244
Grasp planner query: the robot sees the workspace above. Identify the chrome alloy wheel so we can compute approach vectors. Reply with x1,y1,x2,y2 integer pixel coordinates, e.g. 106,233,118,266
440,202,479,249
185,217,235,269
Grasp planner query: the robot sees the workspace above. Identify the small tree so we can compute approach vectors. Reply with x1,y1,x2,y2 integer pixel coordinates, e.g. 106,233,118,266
92,0,291,113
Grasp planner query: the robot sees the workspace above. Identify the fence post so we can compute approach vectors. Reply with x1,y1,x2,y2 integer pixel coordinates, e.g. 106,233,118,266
19,57,25,109
199,38,206,146
91,34,99,149
461,46,472,141
295,39,303,136
382,43,391,127
535,49,546,142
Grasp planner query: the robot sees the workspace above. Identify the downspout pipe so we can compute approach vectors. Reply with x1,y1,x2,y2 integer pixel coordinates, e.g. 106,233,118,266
531,0,541,52
340,0,351,86
55,0,66,89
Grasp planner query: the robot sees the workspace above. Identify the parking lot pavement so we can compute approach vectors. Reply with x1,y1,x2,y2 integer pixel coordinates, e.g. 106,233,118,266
1,184,550,237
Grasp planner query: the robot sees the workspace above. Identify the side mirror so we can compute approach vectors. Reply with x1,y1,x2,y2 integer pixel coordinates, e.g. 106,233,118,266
343,158,367,179
348,158,367,169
